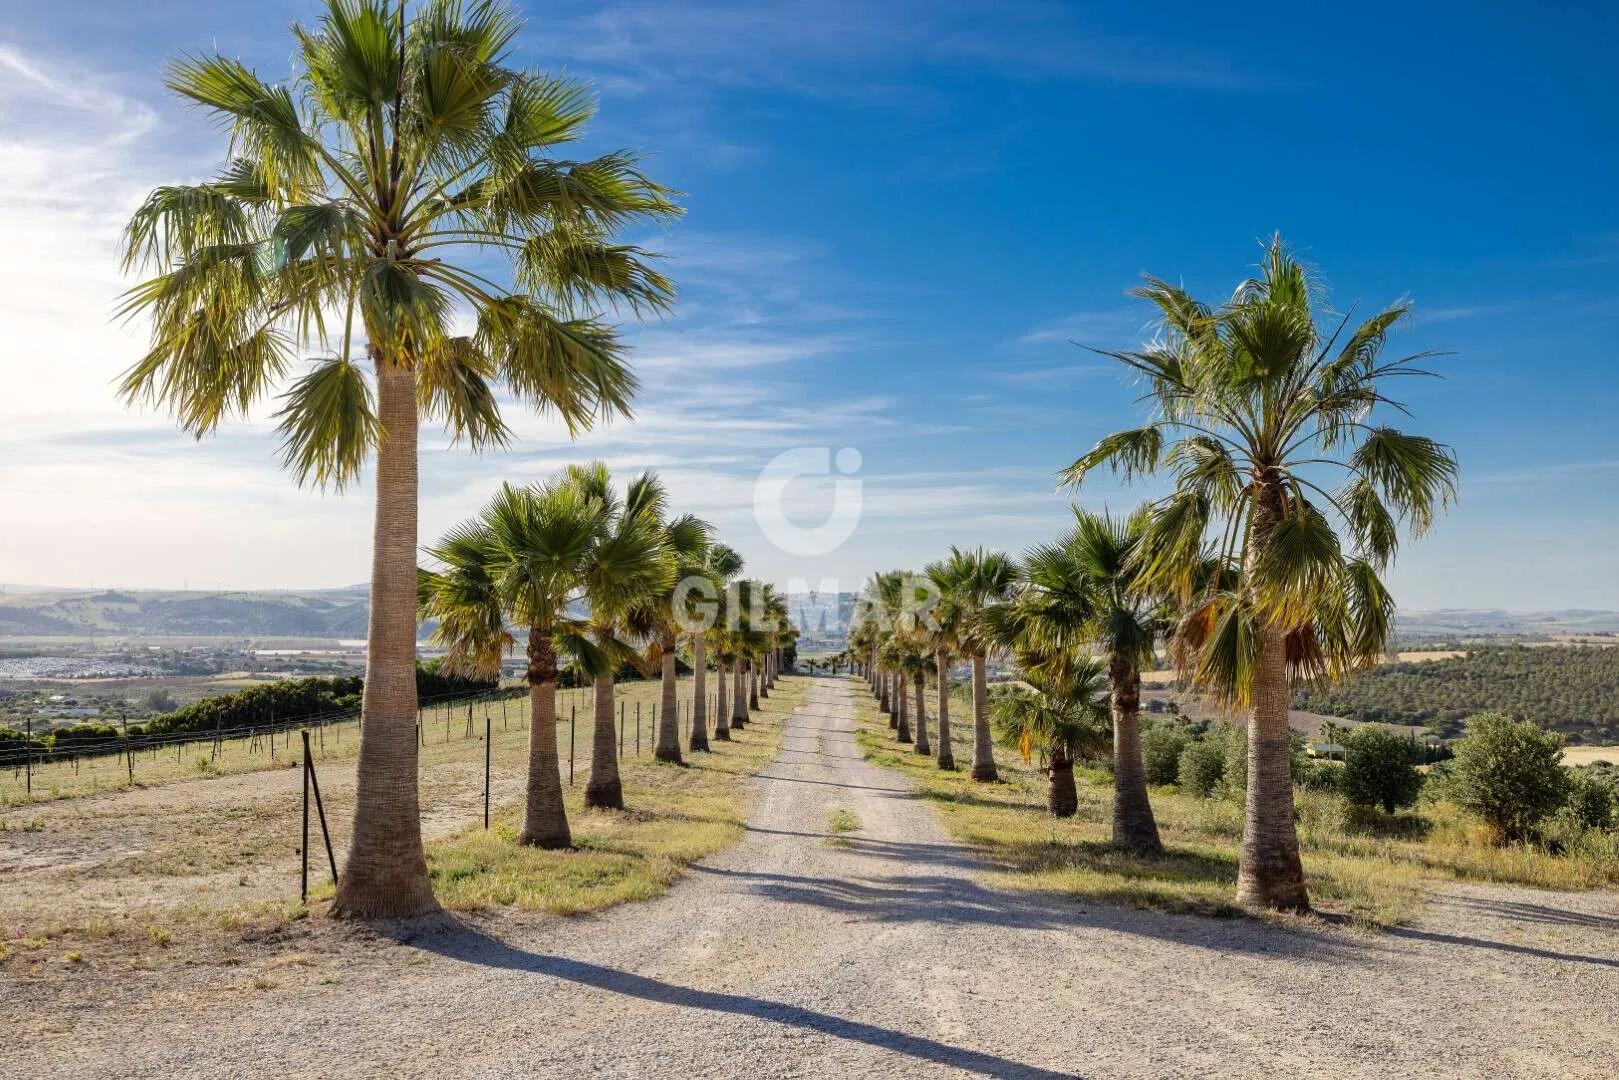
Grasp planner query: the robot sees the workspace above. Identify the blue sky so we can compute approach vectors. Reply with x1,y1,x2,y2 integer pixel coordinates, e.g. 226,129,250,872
1,1,1616,609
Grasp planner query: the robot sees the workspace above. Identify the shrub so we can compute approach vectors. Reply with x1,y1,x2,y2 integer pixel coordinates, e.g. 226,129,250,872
1177,738,1225,797
1449,712,1572,844
1296,759,1343,793
1341,726,1423,814
1141,723,1191,786
1563,769,1616,832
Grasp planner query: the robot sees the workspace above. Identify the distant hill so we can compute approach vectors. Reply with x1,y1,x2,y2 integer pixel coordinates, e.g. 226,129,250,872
1397,608,1619,641
1295,644,1619,743
0,586,370,638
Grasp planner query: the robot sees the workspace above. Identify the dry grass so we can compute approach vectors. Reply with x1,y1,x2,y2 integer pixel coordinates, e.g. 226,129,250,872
852,685,1619,930
1563,745,1619,767
0,678,805,978
1,677,690,806
426,681,801,914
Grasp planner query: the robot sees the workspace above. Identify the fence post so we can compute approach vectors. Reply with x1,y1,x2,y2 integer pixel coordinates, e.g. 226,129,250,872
121,712,133,786
24,714,31,796
301,730,311,903
569,704,576,786
303,731,337,887
637,703,642,756
484,712,491,830
619,701,624,759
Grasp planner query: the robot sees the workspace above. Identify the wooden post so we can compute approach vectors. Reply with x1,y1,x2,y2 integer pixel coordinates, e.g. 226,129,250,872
484,712,492,829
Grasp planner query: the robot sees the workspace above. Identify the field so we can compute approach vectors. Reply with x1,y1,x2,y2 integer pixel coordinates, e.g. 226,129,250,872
0,675,804,978
1295,644,1619,741
854,683,1619,929
1564,745,1619,767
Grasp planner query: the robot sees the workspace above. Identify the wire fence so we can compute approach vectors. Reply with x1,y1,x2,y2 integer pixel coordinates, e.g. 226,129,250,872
1,675,759,804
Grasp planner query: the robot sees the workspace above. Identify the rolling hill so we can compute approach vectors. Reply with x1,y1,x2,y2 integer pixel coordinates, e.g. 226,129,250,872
0,585,370,638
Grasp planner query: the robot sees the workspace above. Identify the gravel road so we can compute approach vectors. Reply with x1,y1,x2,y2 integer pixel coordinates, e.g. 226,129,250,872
14,677,1619,1078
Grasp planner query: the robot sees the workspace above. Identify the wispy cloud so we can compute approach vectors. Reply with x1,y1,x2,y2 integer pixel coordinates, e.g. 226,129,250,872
1012,308,1145,346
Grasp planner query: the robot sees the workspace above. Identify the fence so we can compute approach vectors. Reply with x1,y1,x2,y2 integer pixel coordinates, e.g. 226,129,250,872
1,675,754,804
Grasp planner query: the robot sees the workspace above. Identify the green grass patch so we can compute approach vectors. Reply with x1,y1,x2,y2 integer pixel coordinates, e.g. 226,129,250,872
850,687,1618,929
425,679,804,915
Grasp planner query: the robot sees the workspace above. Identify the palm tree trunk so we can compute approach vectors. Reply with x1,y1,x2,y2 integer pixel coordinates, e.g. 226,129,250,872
1109,653,1161,853
880,670,892,717
758,656,770,699
970,650,997,781
520,626,570,848
912,671,929,755
654,632,682,764
934,650,955,770
689,636,710,752
1048,749,1078,817
585,664,623,809
332,360,436,919
713,659,731,741
895,673,912,743
749,664,760,708
731,663,748,728
1236,623,1309,910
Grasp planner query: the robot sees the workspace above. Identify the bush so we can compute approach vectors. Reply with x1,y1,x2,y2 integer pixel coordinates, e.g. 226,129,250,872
1177,738,1225,797
1141,723,1191,786
1296,759,1343,793
1563,769,1616,832
1341,726,1423,814
1449,712,1572,844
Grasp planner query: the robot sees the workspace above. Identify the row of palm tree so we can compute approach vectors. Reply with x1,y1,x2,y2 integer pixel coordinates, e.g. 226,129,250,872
418,461,796,855
118,0,686,917
850,238,1456,914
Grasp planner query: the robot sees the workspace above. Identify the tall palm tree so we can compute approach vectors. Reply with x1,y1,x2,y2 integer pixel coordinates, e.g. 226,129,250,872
928,548,1015,781
688,544,743,752
566,463,677,810
1062,236,1458,910
999,508,1174,853
644,514,714,764
419,479,614,849
118,0,678,917
991,660,1110,817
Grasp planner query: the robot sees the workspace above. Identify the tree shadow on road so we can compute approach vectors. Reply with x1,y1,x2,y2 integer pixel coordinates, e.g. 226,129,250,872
688,856,1363,962
405,920,1085,1080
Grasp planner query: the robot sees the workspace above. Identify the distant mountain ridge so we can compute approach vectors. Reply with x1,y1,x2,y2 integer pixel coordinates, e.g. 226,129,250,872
5,584,1617,643
0,585,370,638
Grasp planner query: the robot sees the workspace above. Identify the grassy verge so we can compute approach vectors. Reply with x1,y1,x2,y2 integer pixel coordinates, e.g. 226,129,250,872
0,679,804,979
423,678,803,914
850,683,1618,929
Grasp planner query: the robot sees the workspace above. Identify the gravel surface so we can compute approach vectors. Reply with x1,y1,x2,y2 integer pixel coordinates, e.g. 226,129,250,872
9,676,1619,1078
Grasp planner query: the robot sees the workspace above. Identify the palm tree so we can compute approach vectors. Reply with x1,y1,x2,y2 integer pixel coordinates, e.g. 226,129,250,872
921,589,962,770
928,548,1015,781
898,635,931,756
419,479,613,849
566,464,677,810
1062,236,1457,910
1000,508,1174,853
688,544,743,752
644,514,714,764
991,660,1110,817
118,0,678,917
